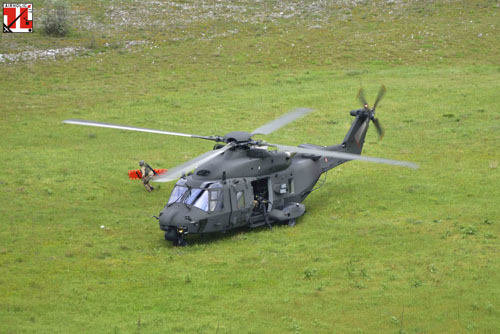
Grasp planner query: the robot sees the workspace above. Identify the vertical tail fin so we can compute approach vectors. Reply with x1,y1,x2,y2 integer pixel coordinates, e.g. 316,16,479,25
341,111,370,154
301,86,385,156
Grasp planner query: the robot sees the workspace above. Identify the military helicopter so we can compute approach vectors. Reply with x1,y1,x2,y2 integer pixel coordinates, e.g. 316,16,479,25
64,86,418,246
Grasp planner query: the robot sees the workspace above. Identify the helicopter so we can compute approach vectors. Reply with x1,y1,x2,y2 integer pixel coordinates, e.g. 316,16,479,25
63,86,418,246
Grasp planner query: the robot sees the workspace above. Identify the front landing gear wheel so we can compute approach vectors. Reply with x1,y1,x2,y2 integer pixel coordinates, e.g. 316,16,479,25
173,237,188,247
287,219,296,227
164,230,176,241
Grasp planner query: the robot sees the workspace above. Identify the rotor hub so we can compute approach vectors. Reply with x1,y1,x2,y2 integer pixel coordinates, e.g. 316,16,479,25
222,131,253,143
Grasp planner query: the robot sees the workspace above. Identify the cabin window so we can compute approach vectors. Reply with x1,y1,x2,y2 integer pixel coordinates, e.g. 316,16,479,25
236,191,245,208
288,179,295,194
209,190,223,212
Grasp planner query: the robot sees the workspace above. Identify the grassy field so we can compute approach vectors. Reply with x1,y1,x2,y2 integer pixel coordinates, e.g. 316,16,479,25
1,0,499,333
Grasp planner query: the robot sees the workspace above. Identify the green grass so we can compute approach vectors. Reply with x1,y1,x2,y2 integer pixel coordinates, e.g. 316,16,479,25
1,0,500,333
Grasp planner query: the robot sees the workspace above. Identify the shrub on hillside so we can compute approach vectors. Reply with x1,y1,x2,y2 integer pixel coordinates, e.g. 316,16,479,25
42,0,70,37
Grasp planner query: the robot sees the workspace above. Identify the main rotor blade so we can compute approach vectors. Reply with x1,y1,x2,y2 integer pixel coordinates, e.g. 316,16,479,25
153,143,234,182
372,85,386,110
268,143,419,169
62,119,217,141
251,108,314,135
357,88,369,108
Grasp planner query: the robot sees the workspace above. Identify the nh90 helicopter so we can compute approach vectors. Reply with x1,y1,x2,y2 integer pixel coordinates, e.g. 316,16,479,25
64,86,418,246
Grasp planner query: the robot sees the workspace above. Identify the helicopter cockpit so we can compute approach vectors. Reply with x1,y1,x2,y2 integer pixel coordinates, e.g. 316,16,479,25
167,179,224,212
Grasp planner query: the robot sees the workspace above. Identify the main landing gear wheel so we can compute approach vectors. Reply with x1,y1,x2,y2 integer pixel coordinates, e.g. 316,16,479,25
287,219,296,227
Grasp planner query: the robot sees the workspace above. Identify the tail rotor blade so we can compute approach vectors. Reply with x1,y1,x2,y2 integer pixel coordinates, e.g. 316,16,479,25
357,88,369,109
372,118,384,139
372,85,386,110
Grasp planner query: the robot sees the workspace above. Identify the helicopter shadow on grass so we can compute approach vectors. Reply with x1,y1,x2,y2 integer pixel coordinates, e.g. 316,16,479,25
155,222,293,248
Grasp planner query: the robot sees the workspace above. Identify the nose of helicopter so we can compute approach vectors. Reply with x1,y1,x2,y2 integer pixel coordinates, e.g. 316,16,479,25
159,205,189,242
159,206,181,230
158,203,213,244
158,203,202,233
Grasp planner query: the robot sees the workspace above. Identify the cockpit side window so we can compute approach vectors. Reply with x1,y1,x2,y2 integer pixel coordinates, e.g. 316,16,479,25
193,190,209,211
185,188,204,205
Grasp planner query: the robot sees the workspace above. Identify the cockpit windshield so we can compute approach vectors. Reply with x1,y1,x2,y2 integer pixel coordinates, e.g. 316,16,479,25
167,180,224,212
167,179,188,205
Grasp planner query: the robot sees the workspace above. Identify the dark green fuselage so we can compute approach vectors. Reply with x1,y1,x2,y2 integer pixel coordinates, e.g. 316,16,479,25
159,112,370,239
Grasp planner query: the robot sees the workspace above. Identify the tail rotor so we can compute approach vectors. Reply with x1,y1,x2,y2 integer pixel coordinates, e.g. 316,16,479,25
356,85,386,140
372,84,386,110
